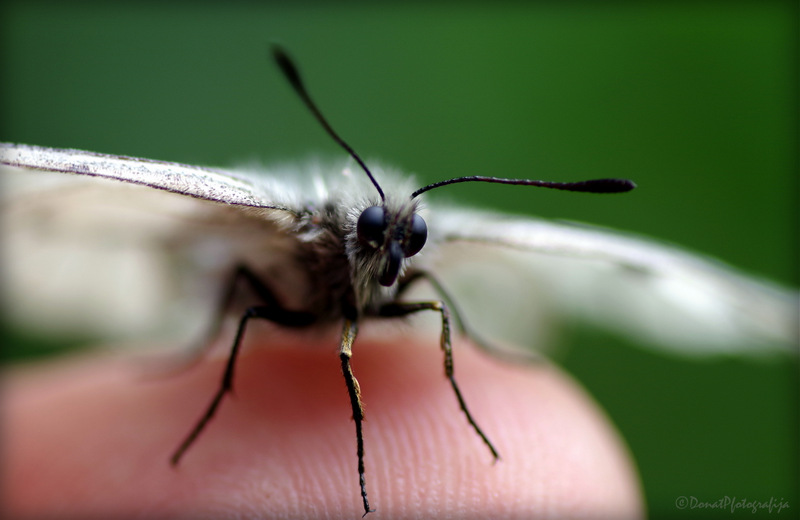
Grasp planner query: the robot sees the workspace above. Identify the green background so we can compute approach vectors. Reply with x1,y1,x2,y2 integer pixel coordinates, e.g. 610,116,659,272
2,2,797,518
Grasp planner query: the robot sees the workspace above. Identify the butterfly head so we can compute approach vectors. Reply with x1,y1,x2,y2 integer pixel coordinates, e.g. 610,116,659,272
274,44,635,291
355,202,427,287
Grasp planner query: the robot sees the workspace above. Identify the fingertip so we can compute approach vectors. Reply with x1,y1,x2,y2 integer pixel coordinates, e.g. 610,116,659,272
4,333,644,518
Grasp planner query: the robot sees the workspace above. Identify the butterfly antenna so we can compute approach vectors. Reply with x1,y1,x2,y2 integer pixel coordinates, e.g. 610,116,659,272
272,45,385,201
411,176,635,198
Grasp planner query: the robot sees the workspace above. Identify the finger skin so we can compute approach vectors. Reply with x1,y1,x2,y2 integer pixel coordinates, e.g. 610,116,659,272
3,332,644,519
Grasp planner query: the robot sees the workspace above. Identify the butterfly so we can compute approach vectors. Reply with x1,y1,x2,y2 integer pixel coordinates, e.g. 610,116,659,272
1,47,795,516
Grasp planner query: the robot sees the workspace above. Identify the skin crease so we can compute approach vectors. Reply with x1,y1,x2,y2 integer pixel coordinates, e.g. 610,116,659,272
3,327,644,520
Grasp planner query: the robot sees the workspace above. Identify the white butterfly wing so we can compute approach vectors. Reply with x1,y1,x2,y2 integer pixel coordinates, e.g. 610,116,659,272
0,142,298,210
1,143,309,342
3,142,796,358
425,208,797,357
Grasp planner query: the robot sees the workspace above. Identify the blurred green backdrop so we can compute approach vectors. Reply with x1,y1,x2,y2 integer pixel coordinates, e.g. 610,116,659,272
2,2,797,519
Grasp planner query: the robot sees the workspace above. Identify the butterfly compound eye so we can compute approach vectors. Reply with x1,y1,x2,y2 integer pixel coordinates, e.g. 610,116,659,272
357,206,387,248
403,214,427,257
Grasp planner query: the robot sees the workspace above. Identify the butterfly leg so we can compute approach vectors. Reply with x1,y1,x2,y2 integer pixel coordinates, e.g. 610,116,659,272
338,319,374,516
163,265,282,374
377,300,500,461
395,271,474,336
170,278,315,466
144,265,285,378
397,271,540,365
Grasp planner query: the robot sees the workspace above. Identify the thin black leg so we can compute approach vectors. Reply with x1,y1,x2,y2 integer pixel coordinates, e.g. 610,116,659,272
170,296,314,466
397,271,540,365
338,319,374,516
191,265,287,358
395,271,471,335
154,265,290,377
378,300,500,461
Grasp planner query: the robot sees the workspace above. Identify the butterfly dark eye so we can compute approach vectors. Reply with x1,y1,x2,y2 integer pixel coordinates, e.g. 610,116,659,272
403,214,427,257
357,206,386,248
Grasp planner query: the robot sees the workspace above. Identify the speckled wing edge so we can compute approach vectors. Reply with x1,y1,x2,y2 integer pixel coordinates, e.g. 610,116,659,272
0,142,291,211
0,142,302,340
